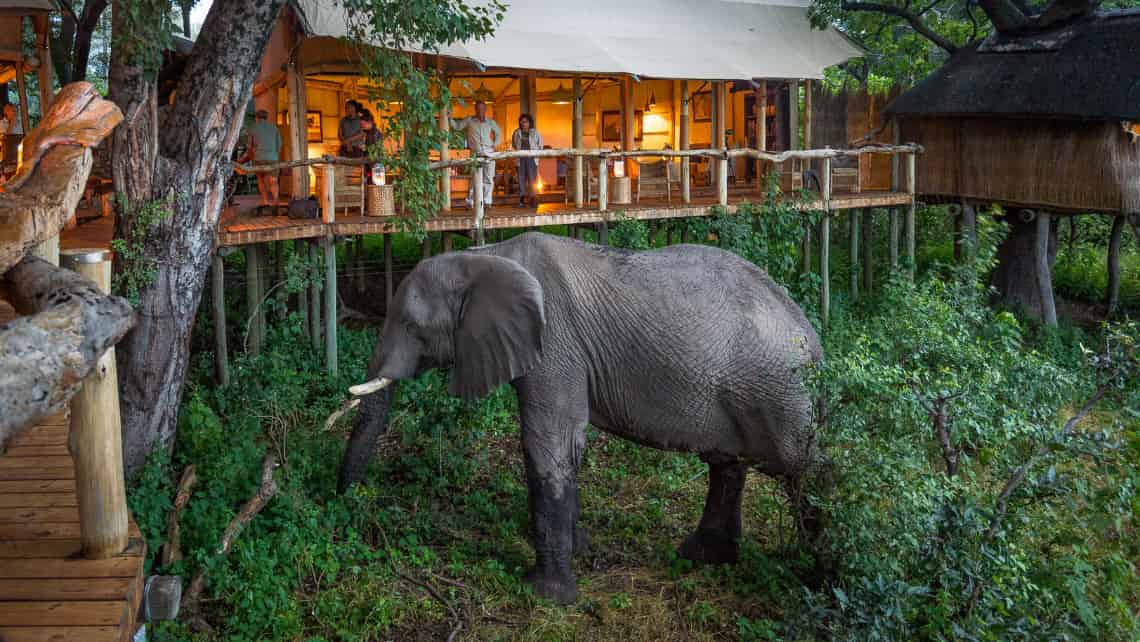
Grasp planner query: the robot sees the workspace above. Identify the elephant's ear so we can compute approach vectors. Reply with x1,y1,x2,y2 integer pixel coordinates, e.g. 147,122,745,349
449,255,545,400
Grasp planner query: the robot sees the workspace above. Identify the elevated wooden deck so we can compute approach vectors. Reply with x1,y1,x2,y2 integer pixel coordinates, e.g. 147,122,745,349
217,187,913,247
0,299,147,642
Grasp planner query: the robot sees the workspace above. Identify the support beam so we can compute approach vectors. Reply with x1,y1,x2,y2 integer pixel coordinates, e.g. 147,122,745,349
324,236,337,374
890,119,901,270
422,233,432,259
803,80,812,150
59,249,127,560
573,75,584,208
473,164,486,245
718,155,728,207
755,80,766,193
15,60,30,134
597,157,608,212
309,243,321,353
905,152,916,276
679,80,691,204
438,58,450,211
849,209,859,302
962,204,978,264
715,81,727,198
820,157,831,327
1106,215,1124,317
383,233,393,309
294,239,309,338
443,232,454,253
620,76,634,151
245,245,263,356
788,81,799,150
1034,211,1058,327
711,81,721,185
286,59,308,198
211,255,228,386
862,209,874,294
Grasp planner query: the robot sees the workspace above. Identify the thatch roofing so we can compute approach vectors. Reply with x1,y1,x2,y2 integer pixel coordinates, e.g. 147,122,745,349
0,0,58,12
886,10,1140,121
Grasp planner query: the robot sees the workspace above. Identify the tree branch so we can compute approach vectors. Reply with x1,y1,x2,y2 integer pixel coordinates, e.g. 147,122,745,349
977,0,1032,32
841,1,960,52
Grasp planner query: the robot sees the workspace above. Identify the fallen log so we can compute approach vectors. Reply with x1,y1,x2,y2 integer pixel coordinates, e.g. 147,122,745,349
0,82,123,274
0,255,136,448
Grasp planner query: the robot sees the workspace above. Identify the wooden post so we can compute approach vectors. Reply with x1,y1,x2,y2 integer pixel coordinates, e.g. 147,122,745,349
802,222,812,275
906,152,916,277
60,249,128,560
383,233,393,308
598,223,609,246
573,75,584,208
710,81,720,186
680,80,691,204
294,239,309,338
718,155,728,207
246,244,262,355
473,163,486,245
422,234,432,259
34,15,53,111
443,232,454,253
849,209,859,302
962,203,978,263
286,60,308,198
16,62,30,136
597,157,608,212
788,81,799,150
324,235,337,374
803,80,812,150
620,77,633,151
820,158,831,327
1107,215,1124,317
309,243,321,353
1035,210,1058,327
211,255,228,386
354,236,365,293
321,164,336,223
862,209,873,294
716,81,727,193
755,79,766,193
438,58,451,211
889,119,901,270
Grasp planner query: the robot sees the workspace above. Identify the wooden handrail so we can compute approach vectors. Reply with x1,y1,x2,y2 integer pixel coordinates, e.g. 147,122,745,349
231,144,925,175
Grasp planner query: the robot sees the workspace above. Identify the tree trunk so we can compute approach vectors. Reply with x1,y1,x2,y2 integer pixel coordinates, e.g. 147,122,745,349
990,211,1058,325
110,0,287,475
72,0,109,84
55,13,76,84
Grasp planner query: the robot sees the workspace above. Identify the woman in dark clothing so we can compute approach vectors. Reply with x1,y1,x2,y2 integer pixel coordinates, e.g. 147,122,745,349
511,113,543,208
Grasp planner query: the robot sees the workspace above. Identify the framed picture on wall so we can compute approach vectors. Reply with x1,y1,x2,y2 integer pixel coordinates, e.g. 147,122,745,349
305,111,324,142
692,91,712,122
601,110,621,143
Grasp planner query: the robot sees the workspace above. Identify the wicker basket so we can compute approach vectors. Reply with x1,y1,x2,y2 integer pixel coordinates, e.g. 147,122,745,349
366,184,396,217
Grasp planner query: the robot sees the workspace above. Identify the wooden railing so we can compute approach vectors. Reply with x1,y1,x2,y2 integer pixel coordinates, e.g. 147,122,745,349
232,143,923,248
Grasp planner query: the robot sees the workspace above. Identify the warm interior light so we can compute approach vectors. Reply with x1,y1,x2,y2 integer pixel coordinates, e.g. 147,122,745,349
372,163,386,186
613,160,625,178
536,177,544,192
549,83,573,105
646,92,656,112
15,141,22,172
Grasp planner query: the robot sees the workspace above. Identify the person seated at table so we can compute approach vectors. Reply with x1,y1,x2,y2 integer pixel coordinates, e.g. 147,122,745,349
338,100,365,156
511,113,543,208
449,100,502,210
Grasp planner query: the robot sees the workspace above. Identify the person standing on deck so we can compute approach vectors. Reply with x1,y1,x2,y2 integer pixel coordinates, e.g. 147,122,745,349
338,100,365,156
511,113,543,208
449,100,502,210
244,109,282,208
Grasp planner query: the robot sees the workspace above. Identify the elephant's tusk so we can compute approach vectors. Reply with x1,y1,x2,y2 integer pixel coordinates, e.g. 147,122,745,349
349,377,393,396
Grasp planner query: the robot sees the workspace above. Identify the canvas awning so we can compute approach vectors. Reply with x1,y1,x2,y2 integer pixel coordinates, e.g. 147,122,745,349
293,0,862,80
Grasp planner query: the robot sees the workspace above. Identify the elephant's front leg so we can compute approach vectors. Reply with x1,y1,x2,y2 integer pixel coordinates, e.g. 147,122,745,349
516,378,588,605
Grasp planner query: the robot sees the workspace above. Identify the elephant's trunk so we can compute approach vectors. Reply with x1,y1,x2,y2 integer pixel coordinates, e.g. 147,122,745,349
337,383,397,494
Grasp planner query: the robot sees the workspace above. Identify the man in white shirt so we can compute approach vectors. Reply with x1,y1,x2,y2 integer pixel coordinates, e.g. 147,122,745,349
449,100,502,209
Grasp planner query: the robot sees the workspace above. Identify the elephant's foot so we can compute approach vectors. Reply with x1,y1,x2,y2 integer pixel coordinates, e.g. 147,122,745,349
524,566,578,604
573,525,590,556
678,527,739,564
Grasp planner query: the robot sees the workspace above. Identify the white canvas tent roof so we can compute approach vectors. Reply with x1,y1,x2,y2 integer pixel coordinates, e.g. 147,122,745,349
294,0,862,80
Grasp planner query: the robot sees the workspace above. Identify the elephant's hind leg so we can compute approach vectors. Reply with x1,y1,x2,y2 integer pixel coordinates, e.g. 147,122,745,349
678,459,747,564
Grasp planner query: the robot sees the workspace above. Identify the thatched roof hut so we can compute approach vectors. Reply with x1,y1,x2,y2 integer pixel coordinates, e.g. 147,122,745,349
886,9,1140,214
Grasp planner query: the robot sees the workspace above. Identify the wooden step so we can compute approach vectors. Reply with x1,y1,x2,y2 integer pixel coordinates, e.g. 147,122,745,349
0,626,121,642
0,578,134,601
0,494,78,509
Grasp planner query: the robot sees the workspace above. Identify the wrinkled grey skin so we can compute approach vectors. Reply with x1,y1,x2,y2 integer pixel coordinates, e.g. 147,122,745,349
339,231,822,604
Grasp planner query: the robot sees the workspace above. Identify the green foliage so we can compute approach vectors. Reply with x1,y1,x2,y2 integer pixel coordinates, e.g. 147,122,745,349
110,194,171,304
607,212,650,250
112,0,176,75
341,0,504,237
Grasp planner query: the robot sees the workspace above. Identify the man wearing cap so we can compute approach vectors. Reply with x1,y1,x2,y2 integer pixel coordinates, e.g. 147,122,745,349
246,109,282,208
449,100,502,210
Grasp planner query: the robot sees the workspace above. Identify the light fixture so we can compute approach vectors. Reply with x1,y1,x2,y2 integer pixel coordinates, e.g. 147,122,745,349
371,163,386,186
646,91,656,112
613,160,625,178
549,83,573,105
472,82,494,104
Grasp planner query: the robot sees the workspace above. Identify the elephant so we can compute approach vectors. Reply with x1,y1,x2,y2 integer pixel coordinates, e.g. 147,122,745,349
338,231,823,604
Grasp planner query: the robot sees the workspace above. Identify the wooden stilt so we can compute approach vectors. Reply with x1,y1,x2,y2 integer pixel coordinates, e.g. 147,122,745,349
889,209,900,270
59,249,127,560
324,236,338,374
473,164,485,245
246,244,263,355
573,75,584,208
211,255,228,386
905,152,917,277
438,58,451,212
598,222,608,246
680,80,691,204
422,234,432,259
597,158,608,212
648,221,659,247
667,224,675,245
755,79,767,194
820,158,831,327
383,233,393,309
962,203,978,263
802,223,812,275
310,243,321,353
862,209,874,294
788,80,799,150
681,225,691,243
1107,215,1124,317
849,209,859,302
443,232,454,253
